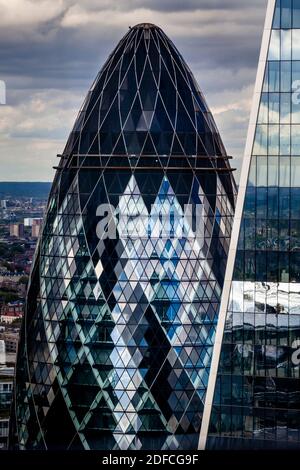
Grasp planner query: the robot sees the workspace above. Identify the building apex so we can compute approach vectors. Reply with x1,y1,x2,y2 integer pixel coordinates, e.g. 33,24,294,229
132,23,159,30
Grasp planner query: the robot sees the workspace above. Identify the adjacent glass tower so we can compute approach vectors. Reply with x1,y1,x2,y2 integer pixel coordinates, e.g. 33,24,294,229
10,24,236,450
203,0,300,450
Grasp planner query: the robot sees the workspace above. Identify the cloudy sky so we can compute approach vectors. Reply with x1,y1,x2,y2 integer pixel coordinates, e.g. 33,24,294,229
0,0,268,182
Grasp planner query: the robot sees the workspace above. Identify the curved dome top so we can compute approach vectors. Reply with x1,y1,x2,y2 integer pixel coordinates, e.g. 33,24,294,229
64,24,228,159
132,23,158,29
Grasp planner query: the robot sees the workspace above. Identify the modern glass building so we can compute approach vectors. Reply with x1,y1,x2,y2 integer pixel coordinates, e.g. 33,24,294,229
10,24,236,450
200,0,300,450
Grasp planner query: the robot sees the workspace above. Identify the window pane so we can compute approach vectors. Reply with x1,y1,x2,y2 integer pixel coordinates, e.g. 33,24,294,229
292,61,300,85
280,158,291,187
269,30,280,60
292,86,300,122
248,158,256,186
292,124,300,154
269,125,279,155
280,125,291,155
280,93,291,123
257,157,268,187
253,125,268,155
274,0,281,29
269,62,280,92
269,93,280,123
291,158,300,187
292,30,300,60
258,93,268,123
282,0,292,28
281,30,292,61
281,61,291,92
268,157,279,186
293,0,300,28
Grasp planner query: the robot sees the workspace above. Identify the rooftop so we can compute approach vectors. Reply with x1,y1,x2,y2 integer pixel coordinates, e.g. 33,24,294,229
132,23,158,30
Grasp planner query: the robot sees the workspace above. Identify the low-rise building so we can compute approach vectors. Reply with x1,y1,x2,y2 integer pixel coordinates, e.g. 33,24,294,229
0,366,14,449
0,331,19,354
0,302,23,324
9,223,24,238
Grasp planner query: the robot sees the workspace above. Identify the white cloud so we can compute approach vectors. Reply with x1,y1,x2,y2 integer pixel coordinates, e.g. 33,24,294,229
0,88,83,180
0,0,66,26
60,3,263,39
0,89,81,139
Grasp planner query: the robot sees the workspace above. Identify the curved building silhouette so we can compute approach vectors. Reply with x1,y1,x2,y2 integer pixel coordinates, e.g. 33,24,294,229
10,23,236,450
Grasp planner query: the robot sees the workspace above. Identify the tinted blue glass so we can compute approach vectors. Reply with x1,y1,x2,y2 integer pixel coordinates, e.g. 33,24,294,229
269,62,280,91
293,0,300,27
281,61,291,91
274,0,281,29
208,1,300,450
282,0,292,28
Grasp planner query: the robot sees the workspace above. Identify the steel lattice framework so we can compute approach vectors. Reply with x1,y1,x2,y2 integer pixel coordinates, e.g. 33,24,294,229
10,23,236,450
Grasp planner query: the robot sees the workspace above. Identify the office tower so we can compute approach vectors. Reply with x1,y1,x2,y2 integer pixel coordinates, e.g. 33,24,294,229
0,366,13,450
11,23,236,450
31,218,43,238
201,0,300,450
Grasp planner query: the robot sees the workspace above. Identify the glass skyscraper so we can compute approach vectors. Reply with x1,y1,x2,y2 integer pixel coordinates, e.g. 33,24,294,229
201,0,300,450
10,24,236,450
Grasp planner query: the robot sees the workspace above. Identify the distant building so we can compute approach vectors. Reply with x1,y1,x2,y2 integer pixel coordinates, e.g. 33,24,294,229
24,217,43,228
31,225,40,238
33,218,43,225
0,200,7,210
0,366,14,449
0,332,18,354
31,218,43,238
9,223,24,238
0,279,17,291
24,218,33,227
0,302,23,324
0,341,5,366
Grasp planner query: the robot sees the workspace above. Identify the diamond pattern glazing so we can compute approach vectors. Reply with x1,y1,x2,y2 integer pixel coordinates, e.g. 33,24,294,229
10,23,236,450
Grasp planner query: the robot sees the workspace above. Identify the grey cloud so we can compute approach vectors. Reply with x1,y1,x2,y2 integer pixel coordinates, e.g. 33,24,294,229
68,0,264,13
0,0,269,181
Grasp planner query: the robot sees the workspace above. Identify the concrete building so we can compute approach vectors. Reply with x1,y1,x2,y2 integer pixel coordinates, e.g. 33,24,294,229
0,332,19,354
24,218,33,227
0,366,14,449
31,218,43,238
9,223,24,238
0,302,23,324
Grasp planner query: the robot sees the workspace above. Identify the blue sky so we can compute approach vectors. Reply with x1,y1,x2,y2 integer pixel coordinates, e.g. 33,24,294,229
0,0,267,181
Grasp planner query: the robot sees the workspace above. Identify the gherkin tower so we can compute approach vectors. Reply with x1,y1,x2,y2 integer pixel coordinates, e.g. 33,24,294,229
10,23,236,450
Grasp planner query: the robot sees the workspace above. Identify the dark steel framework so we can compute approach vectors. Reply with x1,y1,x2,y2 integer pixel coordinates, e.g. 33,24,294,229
10,23,236,450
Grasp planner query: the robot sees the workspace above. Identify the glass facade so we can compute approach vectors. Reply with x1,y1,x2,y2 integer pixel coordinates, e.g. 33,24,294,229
10,23,236,450
207,0,300,450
